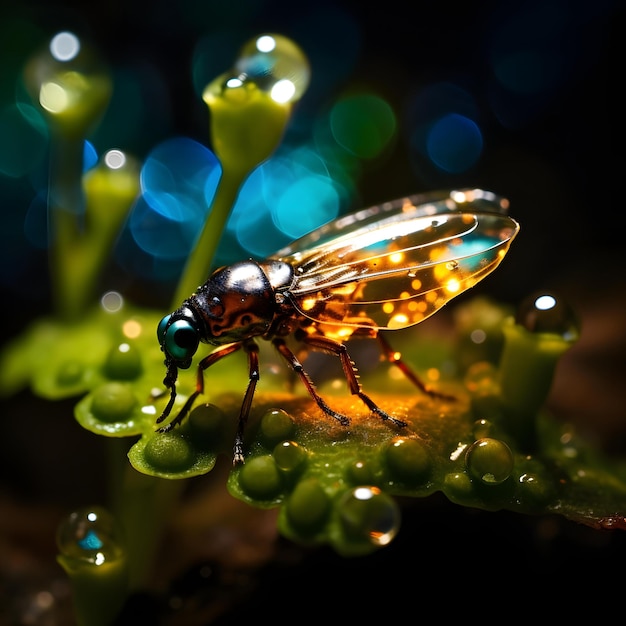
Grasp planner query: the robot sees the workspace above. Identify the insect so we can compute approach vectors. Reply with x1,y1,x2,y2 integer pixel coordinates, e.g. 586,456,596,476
155,188,520,464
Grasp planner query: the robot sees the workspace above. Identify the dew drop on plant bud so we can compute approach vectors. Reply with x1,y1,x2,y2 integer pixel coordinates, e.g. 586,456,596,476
516,291,579,340
56,506,124,565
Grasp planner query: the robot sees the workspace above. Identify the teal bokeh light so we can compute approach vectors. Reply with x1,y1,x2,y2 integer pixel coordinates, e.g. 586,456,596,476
226,146,344,259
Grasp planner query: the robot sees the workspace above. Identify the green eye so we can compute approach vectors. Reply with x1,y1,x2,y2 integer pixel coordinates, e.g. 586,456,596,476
165,320,199,361
157,315,172,343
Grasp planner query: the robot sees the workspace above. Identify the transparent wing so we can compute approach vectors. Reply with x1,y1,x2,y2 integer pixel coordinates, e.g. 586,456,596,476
269,188,520,331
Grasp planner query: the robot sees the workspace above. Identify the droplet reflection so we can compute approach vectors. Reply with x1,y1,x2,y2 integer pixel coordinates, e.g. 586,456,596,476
516,290,579,340
338,486,400,547
57,506,124,565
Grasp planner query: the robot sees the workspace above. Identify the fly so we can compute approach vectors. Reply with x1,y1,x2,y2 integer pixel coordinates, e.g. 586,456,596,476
155,188,520,464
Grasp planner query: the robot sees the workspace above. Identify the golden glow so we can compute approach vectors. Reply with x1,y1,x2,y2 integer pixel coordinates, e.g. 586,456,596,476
445,278,461,293
123,320,142,339
382,302,394,314
388,313,409,329
301,297,317,311
388,366,404,380
451,189,469,203
399,291,411,300
389,252,404,264
392,351,401,361
334,326,353,339
411,278,422,290
426,368,440,382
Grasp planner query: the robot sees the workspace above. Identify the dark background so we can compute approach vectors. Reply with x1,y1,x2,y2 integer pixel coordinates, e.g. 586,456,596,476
1,0,625,623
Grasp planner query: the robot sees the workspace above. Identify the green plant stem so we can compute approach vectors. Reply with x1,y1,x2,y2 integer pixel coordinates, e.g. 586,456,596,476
48,135,86,321
498,322,574,451
107,438,185,589
57,553,129,626
171,167,247,308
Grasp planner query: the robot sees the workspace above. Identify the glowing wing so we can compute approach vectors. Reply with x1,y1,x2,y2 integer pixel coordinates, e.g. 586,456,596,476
269,188,520,330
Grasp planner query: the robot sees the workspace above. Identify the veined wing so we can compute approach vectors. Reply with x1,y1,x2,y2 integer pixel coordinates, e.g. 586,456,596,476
270,188,520,331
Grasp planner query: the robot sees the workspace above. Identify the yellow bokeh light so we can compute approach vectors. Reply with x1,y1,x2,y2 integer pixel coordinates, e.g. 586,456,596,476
39,82,68,113
426,368,440,382
123,320,142,339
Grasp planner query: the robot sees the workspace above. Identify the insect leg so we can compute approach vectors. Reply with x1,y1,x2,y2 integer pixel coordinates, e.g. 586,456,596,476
376,333,455,401
301,334,407,427
272,338,351,426
232,339,261,465
156,342,242,433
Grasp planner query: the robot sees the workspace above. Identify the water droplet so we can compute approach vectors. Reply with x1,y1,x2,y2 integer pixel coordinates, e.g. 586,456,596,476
285,478,330,532
187,403,226,447
259,408,295,445
345,459,375,485
143,432,195,472
516,290,579,340
102,342,142,380
472,418,493,439
234,33,310,103
57,506,124,564
465,437,514,485
238,455,282,500
273,440,307,472
23,31,112,137
384,437,432,484
203,33,309,108
338,486,400,547
90,382,137,423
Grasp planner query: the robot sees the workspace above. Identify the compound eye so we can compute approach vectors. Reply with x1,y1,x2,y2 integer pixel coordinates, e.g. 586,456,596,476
164,320,199,361
157,314,172,343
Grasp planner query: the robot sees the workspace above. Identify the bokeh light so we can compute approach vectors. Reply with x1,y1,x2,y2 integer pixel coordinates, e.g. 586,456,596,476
329,94,396,159
221,145,346,261
406,81,482,178
128,136,221,260
426,113,483,173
